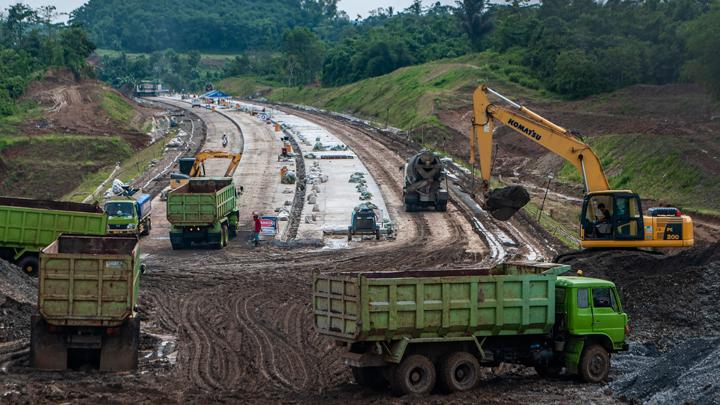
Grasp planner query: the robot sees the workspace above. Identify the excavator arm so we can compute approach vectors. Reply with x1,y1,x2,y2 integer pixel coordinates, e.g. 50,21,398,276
188,150,242,178
470,85,610,193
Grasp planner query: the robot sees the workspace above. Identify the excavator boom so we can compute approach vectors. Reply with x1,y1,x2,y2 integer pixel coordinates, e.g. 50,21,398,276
471,85,610,193
188,150,242,178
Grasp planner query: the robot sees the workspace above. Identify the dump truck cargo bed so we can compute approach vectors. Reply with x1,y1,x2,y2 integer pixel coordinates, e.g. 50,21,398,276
38,235,141,327
0,197,107,254
314,262,567,341
166,177,237,225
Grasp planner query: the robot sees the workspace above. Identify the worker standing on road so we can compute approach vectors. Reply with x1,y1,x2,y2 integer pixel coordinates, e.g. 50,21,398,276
222,133,228,147
252,214,261,246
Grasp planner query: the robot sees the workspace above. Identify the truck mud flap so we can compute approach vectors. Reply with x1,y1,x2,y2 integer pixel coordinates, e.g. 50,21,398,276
99,317,140,371
30,315,68,371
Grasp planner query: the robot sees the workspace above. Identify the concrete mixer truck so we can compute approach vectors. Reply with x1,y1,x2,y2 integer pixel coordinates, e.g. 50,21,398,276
402,150,449,212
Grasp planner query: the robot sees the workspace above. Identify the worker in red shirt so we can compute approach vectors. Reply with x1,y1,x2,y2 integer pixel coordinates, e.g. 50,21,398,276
252,214,261,246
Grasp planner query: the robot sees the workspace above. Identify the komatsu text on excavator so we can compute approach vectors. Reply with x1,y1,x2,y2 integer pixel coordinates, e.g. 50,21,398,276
470,85,693,249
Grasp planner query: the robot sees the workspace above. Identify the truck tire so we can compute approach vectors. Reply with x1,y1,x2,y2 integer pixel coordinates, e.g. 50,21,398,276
439,352,480,393
141,219,152,236
351,366,387,389
171,240,185,250
17,255,39,276
375,229,381,240
391,354,436,396
221,224,229,247
579,344,610,383
436,200,448,212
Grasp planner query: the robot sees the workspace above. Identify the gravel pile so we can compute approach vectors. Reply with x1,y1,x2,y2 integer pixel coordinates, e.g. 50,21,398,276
0,259,37,343
612,338,720,404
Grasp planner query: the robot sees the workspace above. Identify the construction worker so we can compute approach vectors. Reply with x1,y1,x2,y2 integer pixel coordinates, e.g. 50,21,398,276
252,214,261,246
222,133,228,147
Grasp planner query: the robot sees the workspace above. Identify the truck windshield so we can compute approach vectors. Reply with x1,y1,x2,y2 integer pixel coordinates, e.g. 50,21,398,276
106,202,134,218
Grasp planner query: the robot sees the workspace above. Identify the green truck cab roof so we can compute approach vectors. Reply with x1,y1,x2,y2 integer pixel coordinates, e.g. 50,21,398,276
556,276,616,288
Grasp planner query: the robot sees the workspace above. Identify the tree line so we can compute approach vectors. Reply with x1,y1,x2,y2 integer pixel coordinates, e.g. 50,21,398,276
0,4,95,116
64,0,720,99
222,0,720,98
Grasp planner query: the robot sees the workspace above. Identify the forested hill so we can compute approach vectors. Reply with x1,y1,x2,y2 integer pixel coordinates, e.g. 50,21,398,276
70,0,340,52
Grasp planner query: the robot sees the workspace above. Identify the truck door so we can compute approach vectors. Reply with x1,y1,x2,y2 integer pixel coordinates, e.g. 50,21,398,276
571,288,593,333
590,287,625,342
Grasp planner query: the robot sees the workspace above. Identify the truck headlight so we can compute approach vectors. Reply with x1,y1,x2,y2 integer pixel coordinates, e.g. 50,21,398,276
127,224,136,229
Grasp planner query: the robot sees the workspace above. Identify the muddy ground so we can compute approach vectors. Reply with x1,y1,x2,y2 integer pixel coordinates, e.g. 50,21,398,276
1,103,719,404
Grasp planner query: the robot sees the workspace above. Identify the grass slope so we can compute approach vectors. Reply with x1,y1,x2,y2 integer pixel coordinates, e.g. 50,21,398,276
220,51,553,130
558,134,717,215
0,135,133,200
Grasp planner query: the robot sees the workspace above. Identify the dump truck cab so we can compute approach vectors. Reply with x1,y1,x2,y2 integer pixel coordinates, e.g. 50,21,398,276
555,276,629,378
105,194,152,236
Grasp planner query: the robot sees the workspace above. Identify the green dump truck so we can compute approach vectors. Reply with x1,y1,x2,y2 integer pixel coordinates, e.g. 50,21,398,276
166,177,239,249
31,235,142,371
0,197,107,275
313,262,628,396
105,193,153,236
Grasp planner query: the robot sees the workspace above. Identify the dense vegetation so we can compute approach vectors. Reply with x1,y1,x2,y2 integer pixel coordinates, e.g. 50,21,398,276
98,49,210,92
70,0,342,53
0,4,95,115
93,0,720,100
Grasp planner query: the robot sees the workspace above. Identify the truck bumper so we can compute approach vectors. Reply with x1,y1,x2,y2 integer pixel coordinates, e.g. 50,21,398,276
107,229,135,235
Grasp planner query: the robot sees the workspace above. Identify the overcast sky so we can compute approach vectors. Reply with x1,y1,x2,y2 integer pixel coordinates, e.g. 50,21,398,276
0,0,456,21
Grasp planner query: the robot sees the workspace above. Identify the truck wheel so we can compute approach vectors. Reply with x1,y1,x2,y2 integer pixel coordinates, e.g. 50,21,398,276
18,255,39,276
439,352,480,393
391,354,436,396
143,219,152,235
351,366,387,389
221,224,229,247
375,229,381,240
171,240,185,250
579,344,610,383
228,224,238,239
436,201,448,212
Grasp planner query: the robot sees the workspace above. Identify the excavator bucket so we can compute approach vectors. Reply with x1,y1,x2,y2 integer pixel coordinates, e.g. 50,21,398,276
485,185,530,221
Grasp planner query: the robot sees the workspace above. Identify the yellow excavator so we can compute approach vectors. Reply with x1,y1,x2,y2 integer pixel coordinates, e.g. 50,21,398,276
469,85,693,249
170,150,242,190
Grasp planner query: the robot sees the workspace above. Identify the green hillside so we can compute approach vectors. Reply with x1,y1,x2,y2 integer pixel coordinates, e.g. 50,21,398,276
221,51,553,130
220,52,720,216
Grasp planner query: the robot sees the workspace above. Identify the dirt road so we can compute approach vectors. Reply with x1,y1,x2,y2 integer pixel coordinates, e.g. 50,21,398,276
0,101,617,404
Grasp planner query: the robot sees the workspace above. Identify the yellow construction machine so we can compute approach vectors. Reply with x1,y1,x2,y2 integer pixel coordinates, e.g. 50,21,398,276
169,150,242,190
469,85,693,249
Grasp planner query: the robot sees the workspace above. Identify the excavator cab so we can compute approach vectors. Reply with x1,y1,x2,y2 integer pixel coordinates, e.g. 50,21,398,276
581,192,644,242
